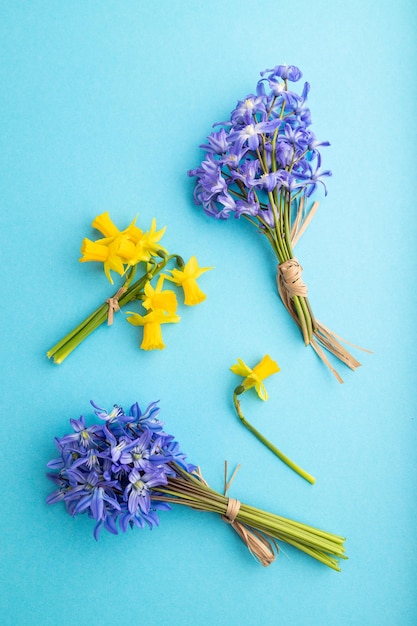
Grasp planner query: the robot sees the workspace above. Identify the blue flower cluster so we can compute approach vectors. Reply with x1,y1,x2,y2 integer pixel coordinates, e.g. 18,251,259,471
189,64,331,222
46,401,195,539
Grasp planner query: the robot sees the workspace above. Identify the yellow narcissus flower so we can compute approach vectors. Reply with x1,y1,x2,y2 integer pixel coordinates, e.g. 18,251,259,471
230,355,280,401
89,212,168,270
79,237,135,284
92,211,123,238
126,310,180,350
164,256,213,305
92,211,141,240
126,218,168,266
142,276,178,315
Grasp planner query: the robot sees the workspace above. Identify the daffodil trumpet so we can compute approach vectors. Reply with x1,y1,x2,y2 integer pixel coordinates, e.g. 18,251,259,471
231,356,315,484
47,212,212,363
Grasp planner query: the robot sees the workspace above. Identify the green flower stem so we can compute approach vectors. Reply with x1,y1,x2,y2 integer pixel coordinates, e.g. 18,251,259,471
283,191,293,258
257,132,315,347
47,255,174,364
300,296,313,342
233,389,315,485
282,196,313,343
152,466,345,571
305,296,318,332
291,295,310,345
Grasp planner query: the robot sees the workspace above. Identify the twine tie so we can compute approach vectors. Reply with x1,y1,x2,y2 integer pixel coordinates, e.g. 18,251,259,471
221,462,277,567
277,258,308,299
106,287,127,325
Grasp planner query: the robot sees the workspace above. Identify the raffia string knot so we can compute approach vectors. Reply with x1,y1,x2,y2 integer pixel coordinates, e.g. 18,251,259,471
278,258,308,299
106,287,127,325
222,497,241,524
275,258,367,382
222,462,278,567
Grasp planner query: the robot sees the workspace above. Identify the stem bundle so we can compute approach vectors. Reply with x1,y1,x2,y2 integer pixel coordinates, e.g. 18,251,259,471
153,464,346,570
47,256,169,363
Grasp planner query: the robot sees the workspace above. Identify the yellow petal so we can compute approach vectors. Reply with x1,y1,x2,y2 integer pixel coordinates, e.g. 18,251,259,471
253,378,269,401
144,281,155,299
141,321,165,350
115,236,136,260
165,258,213,307
252,355,280,381
143,285,178,314
181,278,207,306
92,212,121,238
79,238,109,263
164,268,183,286
126,312,146,326
230,358,253,378
126,310,180,326
126,239,152,266
126,309,180,350
183,256,214,279
231,355,279,401
125,216,165,259
125,223,144,245
105,255,125,277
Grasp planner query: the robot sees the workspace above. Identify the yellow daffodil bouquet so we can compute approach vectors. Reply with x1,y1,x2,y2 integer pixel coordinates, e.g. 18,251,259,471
47,212,212,363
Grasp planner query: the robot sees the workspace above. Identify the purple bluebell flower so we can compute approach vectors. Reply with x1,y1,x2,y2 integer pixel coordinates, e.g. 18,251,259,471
200,129,230,154
63,469,120,521
71,447,107,471
157,437,198,473
279,170,303,193
231,95,267,124
260,204,277,228
125,467,167,514
304,129,330,153
217,192,237,216
303,153,332,196
219,145,248,169
228,119,281,151
195,157,228,199
117,501,171,534
264,77,287,97
58,415,102,449
90,402,125,424
93,511,119,540
289,82,312,125
261,64,303,82
275,140,294,168
119,429,154,470
253,171,283,193
47,437,76,470
128,401,164,432
46,475,71,505
231,158,261,188
282,123,309,150
234,190,260,219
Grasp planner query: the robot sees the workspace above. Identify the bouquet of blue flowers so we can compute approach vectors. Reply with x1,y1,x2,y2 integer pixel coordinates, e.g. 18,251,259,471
189,64,367,382
47,400,346,570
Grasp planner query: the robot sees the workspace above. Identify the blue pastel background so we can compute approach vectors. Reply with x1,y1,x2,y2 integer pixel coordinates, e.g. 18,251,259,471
1,2,416,624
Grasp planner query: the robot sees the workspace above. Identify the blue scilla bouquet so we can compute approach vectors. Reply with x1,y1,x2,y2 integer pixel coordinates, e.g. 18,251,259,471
47,400,346,570
189,64,367,382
